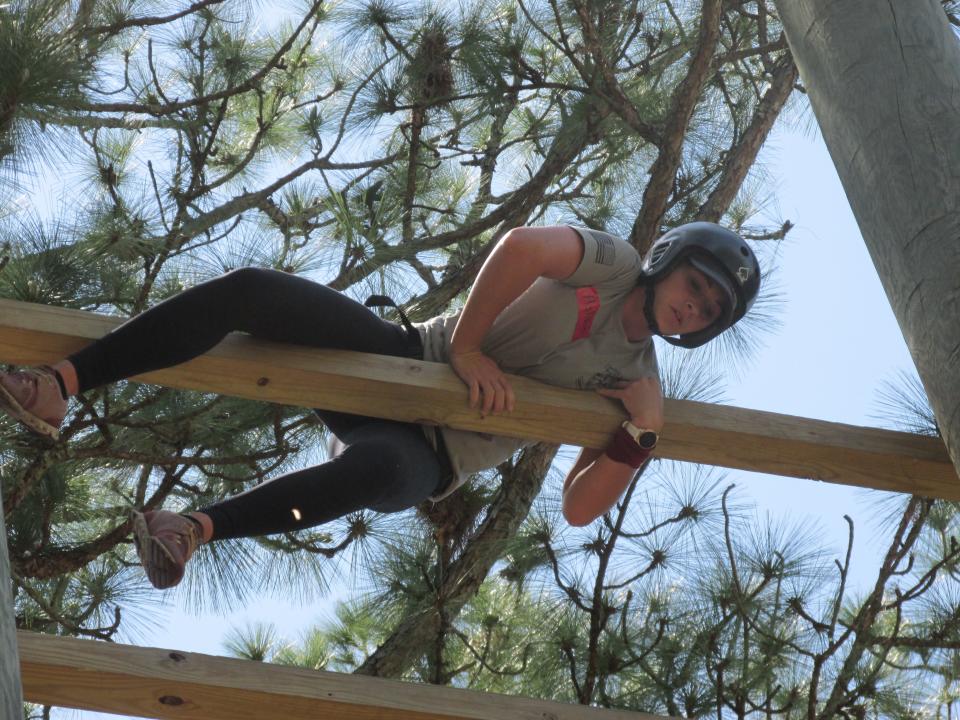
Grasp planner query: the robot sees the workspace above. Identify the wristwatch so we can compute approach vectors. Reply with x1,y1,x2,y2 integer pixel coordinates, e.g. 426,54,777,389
621,420,659,450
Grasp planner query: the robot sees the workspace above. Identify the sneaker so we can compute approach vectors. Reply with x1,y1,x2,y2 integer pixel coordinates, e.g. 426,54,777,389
131,510,203,590
0,365,67,439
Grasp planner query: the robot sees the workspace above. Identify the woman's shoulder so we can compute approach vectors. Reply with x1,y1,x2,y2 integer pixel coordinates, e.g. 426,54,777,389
562,226,643,288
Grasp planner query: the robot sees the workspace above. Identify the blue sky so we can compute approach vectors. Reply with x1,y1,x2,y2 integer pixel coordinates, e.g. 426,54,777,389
38,111,925,720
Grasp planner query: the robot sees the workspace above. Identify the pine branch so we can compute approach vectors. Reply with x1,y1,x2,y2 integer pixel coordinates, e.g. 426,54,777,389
83,0,229,37
12,570,121,641
328,103,600,291
569,0,659,143
3,445,69,517
354,443,557,678
630,0,723,251
580,464,647,703
73,2,324,116
816,497,933,720
11,464,186,580
699,49,798,223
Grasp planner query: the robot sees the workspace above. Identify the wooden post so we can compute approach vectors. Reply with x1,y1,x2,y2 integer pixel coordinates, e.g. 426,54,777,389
18,631,674,720
1,478,24,717
0,299,956,498
773,0,960,479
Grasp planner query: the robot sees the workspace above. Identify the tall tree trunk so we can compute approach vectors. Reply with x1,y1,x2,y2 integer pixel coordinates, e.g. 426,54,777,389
773,0,960,476
1,477,24,716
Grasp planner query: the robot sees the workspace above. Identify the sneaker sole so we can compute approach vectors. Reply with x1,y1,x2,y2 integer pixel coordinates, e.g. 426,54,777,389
130,511,182,590
0,384,60,440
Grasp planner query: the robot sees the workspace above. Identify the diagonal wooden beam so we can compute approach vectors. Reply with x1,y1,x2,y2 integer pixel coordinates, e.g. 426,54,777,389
0,299,955,499
18,631,674,720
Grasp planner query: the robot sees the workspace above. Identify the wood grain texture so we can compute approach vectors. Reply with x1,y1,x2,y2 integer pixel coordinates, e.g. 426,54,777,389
774,0,960,481
1,477,24,717
18,631,673,720
0,299,956,498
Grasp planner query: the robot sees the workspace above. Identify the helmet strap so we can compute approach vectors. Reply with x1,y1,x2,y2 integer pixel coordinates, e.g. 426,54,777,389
641,279,661,336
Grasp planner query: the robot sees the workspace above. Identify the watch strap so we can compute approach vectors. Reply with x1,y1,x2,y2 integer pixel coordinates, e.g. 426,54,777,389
621,420,658,449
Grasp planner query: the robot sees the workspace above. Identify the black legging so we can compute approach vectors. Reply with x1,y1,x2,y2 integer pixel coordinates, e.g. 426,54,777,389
67,268,452,540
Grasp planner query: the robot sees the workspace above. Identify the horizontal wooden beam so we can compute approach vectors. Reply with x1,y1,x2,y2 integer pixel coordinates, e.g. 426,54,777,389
0,299,956,499
18,631,672,720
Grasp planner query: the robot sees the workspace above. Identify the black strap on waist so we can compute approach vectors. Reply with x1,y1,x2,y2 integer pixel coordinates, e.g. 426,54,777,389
364,294,421,358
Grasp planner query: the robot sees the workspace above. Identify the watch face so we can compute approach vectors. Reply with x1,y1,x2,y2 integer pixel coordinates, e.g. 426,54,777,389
637,431,658,450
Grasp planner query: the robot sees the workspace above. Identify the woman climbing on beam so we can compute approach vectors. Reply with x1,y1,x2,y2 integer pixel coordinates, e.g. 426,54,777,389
0,222,760,589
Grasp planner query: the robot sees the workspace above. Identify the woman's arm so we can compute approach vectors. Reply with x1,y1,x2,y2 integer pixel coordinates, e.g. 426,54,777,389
562,447,637,526
562,377,664,526
449,226,584,414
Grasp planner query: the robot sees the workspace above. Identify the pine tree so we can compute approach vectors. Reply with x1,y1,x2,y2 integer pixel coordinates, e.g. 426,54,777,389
7,2,956,719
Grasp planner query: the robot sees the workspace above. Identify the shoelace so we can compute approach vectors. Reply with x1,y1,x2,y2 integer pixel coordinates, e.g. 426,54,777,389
20,367,63,408
15,366,57,388
159,519,200,555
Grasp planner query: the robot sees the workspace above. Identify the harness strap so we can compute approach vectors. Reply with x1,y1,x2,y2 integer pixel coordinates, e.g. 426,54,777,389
364,294,421,358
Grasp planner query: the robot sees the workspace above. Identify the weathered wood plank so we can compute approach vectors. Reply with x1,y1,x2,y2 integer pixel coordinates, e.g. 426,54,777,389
18,631,673,720
1,479,24,718
0,299,955,499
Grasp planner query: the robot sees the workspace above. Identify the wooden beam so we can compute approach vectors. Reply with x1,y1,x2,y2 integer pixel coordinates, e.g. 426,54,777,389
0,299,956,499
18,631,673,720
1,478,24,717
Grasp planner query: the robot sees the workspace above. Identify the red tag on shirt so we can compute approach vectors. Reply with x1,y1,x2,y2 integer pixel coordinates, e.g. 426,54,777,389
572,287,600,341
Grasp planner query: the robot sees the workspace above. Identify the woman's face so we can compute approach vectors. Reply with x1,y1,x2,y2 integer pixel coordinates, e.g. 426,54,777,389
653,262,729,336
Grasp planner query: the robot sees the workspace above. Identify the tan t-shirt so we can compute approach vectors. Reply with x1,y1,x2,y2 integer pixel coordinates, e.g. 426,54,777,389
414,226,659,499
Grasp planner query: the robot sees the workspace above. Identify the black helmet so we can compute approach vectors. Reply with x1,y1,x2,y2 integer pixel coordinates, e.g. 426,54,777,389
641,222,761,348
